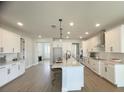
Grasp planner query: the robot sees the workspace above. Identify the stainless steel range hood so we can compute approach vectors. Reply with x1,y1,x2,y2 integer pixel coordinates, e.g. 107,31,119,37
96,30,105,51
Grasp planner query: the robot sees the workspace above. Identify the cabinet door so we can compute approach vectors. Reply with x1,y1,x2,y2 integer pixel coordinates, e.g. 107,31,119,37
2,30,14,53
13,34,20,53
18,61,25,76
7,64,18,82
105,26,121,52
0,66,7,87
107,64,115,83
105,31,112,52
100,62,106,77
11,63,18,79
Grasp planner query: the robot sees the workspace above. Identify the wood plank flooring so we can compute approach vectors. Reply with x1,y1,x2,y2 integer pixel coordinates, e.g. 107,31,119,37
0,61,124,92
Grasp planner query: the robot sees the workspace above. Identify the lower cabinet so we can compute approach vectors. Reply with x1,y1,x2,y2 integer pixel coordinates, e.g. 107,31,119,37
100,62,124,87
0,61,25,87
18,61,25,76
100,63,115,83
0,66,8,87
89,58,100,75
85,58,124,87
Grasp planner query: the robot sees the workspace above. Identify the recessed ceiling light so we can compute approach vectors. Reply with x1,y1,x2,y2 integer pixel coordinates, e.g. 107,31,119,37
96,23,100,27
38,35,42,38
67,32,70,34
85,32,89,35
80,36,83,39
69,22,74,26
66,36,69,39
17,22,23,26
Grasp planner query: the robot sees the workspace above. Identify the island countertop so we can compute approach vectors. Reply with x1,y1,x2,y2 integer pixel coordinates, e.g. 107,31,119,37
52,57,84,68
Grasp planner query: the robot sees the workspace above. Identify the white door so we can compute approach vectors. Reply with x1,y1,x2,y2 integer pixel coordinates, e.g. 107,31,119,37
0,66,7,87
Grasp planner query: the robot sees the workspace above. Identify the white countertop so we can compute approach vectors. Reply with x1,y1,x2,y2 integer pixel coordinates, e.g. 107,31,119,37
0,60,24,67
52,57,84,69
89,57,124,65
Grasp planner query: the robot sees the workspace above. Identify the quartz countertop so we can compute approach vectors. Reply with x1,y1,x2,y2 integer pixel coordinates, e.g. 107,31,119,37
52,57,84,69
89,57,124,65
0,60,24,67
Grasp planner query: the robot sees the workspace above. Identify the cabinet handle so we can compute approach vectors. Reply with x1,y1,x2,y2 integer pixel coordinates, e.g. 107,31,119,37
8,69,10,74
105,67,107,72
18,65,20,70
110,46,113,52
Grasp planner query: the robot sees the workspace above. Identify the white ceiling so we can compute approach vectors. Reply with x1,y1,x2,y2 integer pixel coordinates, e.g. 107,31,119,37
1,1,124,39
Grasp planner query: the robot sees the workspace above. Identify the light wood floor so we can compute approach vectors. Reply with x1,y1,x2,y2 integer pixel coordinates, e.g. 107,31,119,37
0,61,124,92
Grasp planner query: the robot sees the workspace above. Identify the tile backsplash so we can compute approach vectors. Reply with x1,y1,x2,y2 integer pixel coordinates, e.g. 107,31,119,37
97,52,124,63
0,53,17,62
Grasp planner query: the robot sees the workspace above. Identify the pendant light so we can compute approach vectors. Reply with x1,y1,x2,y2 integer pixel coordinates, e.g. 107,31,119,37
59,19,63,42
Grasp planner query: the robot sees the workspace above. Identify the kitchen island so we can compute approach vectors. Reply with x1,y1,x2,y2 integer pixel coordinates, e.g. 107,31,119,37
52,57,84,92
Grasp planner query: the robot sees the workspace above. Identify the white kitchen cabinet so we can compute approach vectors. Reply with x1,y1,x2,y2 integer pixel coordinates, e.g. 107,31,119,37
6,63,18,82
12,33,21,53
18,61,25,76
107,64,115,83
0,66,7,87
0,61,25,87
100,62,124,87
0,28,21,53
100,62,114,82
11,63,18,79
82,41,88,57
105,25,124,53
2,30,14,53
62,66,84,92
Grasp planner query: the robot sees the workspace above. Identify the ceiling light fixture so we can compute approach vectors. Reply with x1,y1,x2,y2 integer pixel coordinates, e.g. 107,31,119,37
85,32,89,35
67,32,70,34
59,19,63,42
80,36,83,39
38,35,42,38
17,22,23,26
69,22,74,26
96,23,100,27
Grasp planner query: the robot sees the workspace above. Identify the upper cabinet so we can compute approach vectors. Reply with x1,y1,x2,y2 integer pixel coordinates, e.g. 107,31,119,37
0,28,20,53
105,25,124,53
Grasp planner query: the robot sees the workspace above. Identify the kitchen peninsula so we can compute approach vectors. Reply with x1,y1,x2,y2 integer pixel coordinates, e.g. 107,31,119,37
52,57,84,92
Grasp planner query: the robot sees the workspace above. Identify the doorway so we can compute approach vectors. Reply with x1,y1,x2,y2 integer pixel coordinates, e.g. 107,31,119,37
37,43,50,63
72,43,80,60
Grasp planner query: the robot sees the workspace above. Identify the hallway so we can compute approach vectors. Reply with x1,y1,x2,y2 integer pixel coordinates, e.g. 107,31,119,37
0,61,124,92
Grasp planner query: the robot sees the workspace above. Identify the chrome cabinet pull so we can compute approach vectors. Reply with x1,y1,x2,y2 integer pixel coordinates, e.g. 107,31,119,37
8,69,10,74
105,67,107,72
